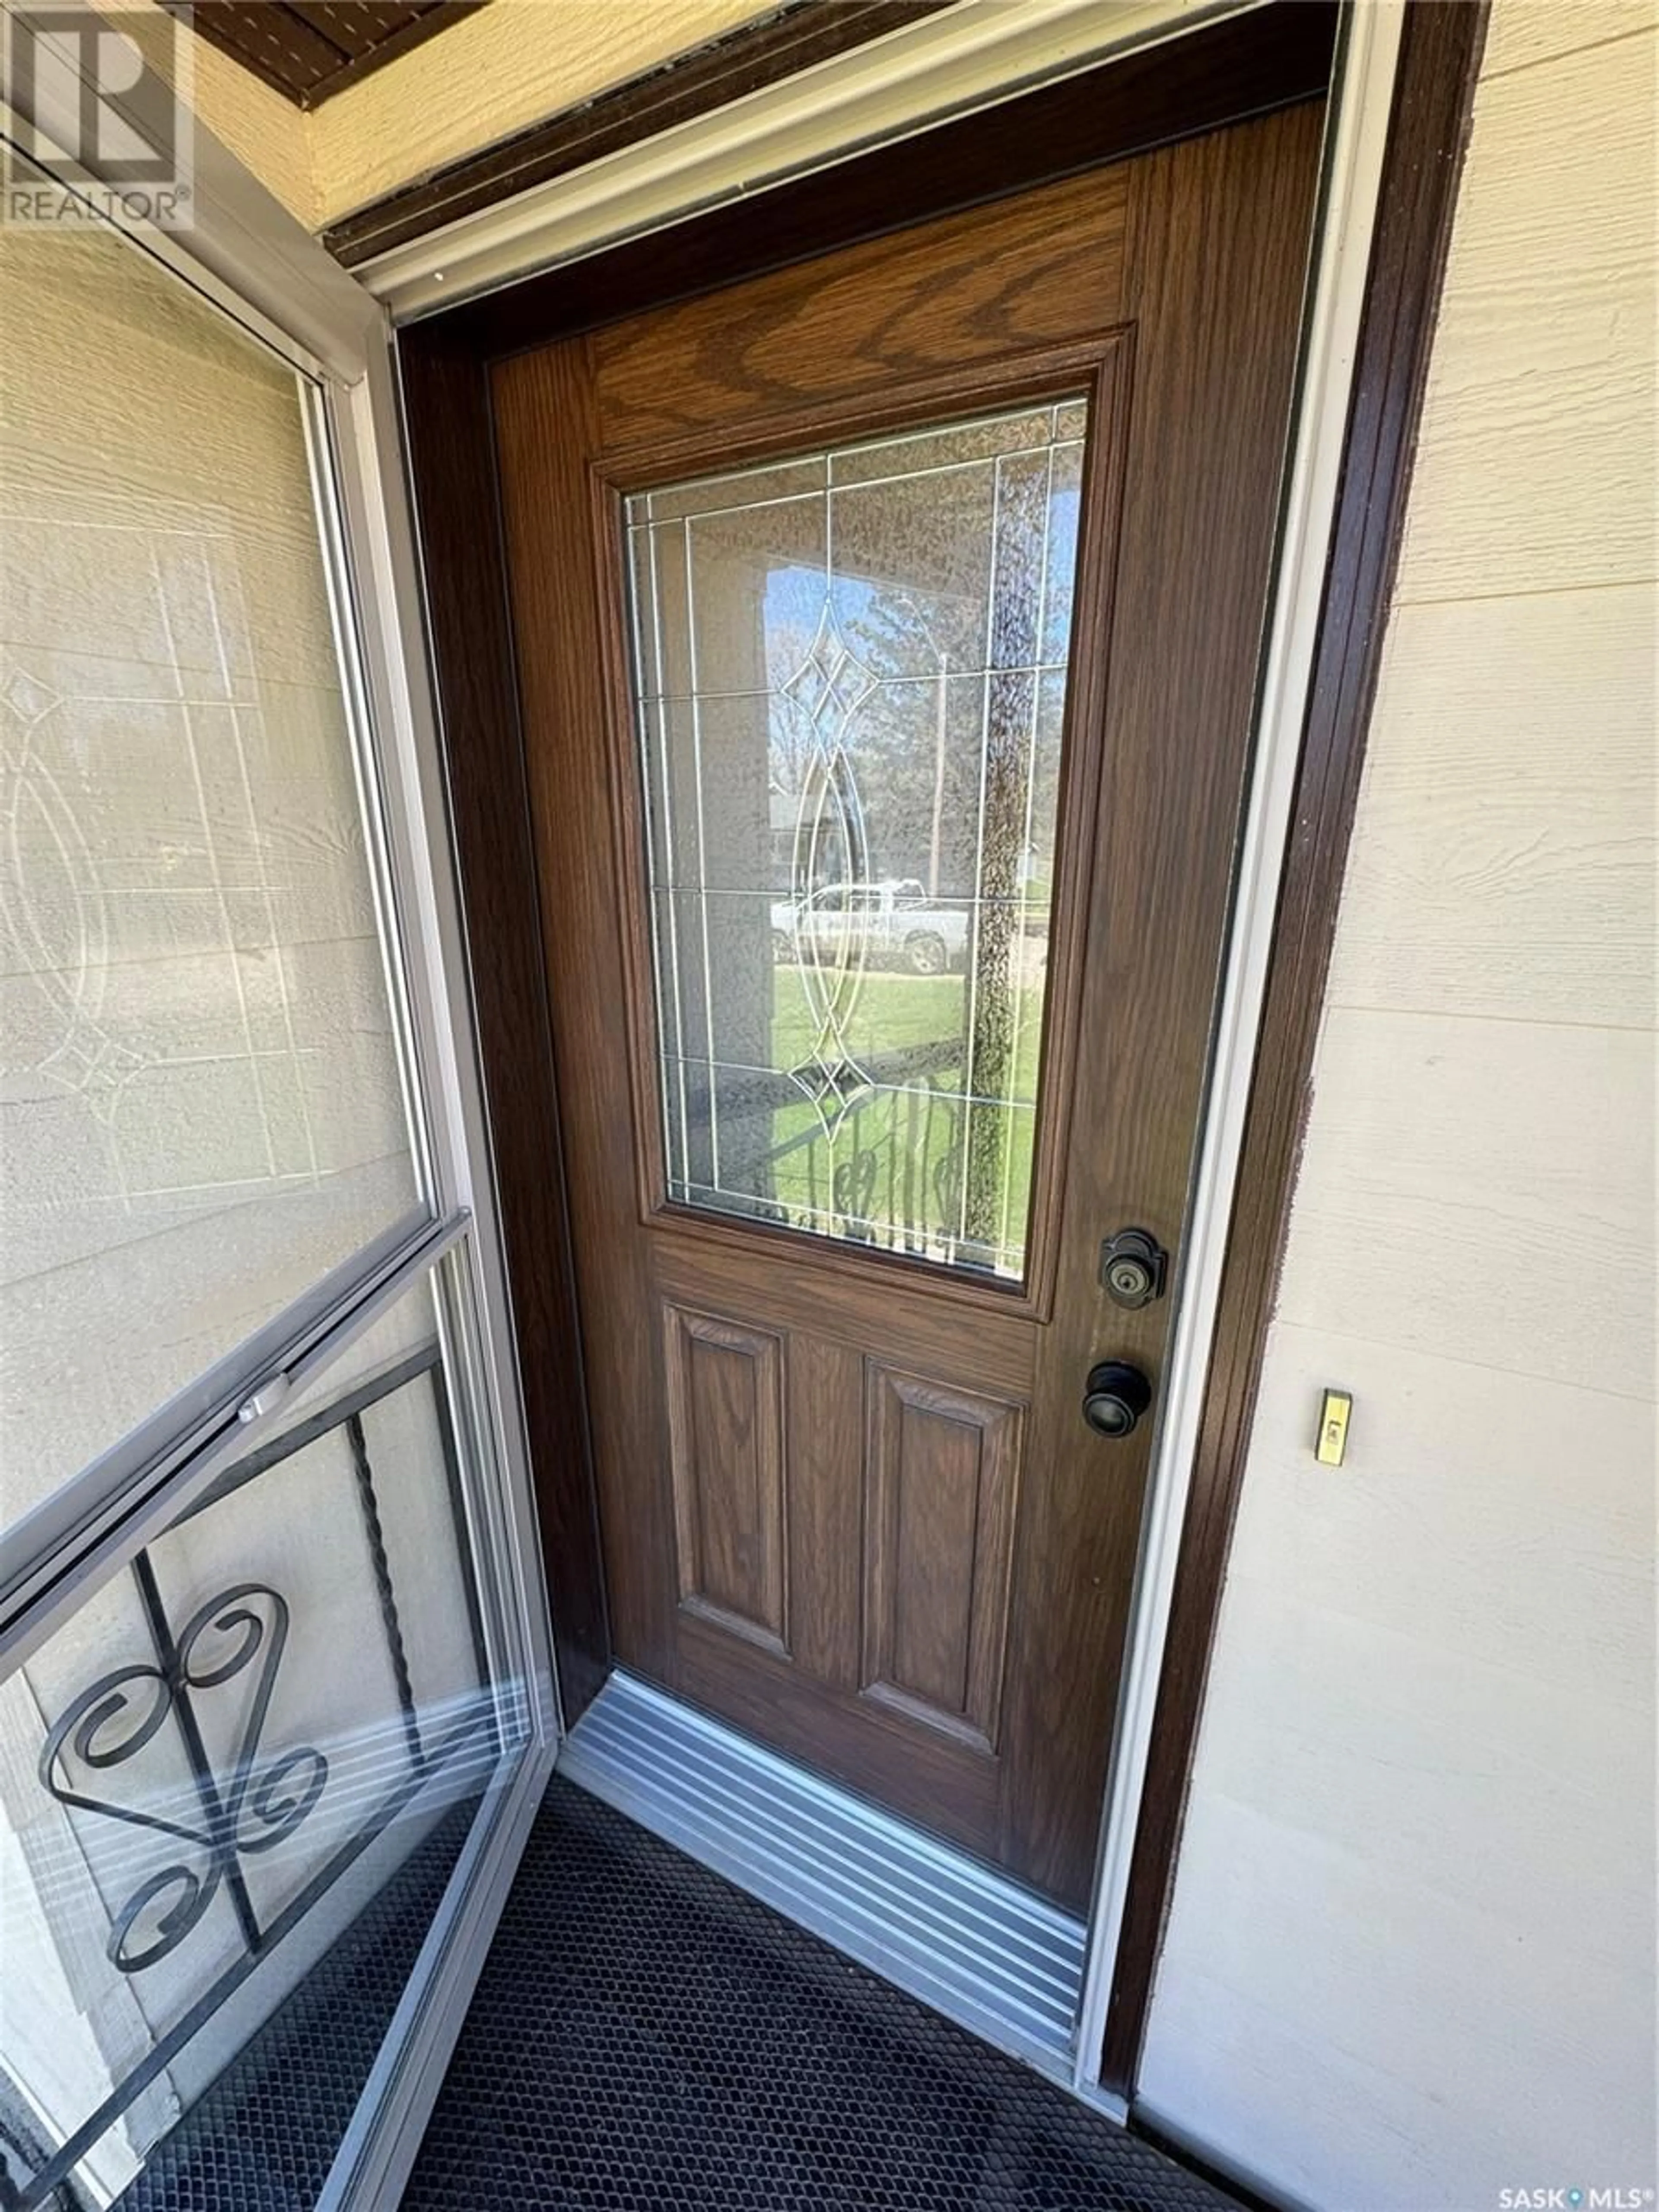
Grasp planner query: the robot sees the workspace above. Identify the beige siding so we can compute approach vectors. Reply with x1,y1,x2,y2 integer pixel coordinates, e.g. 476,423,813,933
1481,0,1656,77
106,0,775,235
308,0,777,226
1395,33,1655,601
1326,588,1653,1028
1138,6,1658,2206
102,0,318,227
182,21,317,228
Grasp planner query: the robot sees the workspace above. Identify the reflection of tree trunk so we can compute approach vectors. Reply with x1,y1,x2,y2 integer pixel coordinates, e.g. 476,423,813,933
961,449,1048,1268
962,669,1030,1261
927,652,948,898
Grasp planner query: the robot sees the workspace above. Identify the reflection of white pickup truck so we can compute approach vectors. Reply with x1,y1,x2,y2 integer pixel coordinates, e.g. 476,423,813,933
771,880,969,976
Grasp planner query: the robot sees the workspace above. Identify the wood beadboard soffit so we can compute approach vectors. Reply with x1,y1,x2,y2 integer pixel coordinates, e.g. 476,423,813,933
165,1,487,111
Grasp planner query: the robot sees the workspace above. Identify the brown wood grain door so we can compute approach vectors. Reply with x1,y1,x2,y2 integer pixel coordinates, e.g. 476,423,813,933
492,102,1322,1911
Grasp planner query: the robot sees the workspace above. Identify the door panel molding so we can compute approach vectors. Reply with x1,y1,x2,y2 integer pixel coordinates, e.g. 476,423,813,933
593,341,1126,501
861,1365,1023,1757
682,1599,1004,1859
663,1304,790,1657
653,1233,1038,1401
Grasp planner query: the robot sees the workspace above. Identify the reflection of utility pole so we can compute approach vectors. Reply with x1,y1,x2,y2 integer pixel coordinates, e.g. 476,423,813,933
927,648,948,898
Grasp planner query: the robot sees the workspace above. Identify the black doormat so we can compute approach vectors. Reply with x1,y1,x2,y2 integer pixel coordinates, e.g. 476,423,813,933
405,1777,1234,2212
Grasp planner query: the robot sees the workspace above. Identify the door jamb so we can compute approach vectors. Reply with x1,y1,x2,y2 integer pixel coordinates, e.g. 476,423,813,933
1074,0,1413,2095
1097,0,1487,2094
391,0,1488,2106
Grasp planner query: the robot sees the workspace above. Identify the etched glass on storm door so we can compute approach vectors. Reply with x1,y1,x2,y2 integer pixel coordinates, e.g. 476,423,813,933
625,399,1087,1280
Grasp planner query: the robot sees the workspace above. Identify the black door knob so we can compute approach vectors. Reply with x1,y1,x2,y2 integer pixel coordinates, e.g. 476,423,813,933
1081,1360,1153,1439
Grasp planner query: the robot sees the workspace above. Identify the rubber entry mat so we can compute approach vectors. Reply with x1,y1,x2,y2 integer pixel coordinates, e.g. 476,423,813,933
405,1777,1236,2212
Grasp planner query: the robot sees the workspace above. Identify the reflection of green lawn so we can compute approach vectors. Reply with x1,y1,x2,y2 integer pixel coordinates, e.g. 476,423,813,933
771,971,966,1069
764,969,1042,1259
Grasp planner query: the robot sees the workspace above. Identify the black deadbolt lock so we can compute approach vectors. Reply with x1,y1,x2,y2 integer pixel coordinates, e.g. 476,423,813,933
1099,1226,1169,1310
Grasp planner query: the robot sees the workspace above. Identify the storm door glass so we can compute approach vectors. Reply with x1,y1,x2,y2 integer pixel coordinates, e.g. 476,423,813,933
626,399,1087,1281
0,137,529,2212
0,1266,524,2210
0,203,420,1522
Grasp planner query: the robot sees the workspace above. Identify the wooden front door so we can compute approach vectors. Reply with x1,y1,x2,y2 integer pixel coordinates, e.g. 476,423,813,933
492,102,1321,1911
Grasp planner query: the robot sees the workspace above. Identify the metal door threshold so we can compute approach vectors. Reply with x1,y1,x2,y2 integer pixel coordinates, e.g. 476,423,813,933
557,1671,1086,2081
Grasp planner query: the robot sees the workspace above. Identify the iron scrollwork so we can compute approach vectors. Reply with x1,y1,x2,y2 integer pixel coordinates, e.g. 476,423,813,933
38,1581,326,1974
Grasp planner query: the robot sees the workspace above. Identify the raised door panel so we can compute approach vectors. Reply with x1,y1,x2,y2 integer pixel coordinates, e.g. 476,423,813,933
861,1363,1023,1756
652,1233,1036,1401
663,1303,788,1655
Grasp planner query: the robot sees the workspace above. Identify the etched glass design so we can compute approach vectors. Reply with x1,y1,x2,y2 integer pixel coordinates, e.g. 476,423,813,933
1,206,419,1522
627,399,1087,1280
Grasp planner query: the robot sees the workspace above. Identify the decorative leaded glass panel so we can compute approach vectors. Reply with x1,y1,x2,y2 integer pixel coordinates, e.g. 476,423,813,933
626,399,1087,1281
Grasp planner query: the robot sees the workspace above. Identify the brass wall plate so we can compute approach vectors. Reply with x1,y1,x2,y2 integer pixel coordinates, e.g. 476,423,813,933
1316,1389,1353,1467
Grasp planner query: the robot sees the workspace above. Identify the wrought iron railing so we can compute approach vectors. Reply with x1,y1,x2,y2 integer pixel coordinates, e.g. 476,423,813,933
680,1035,989,1265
